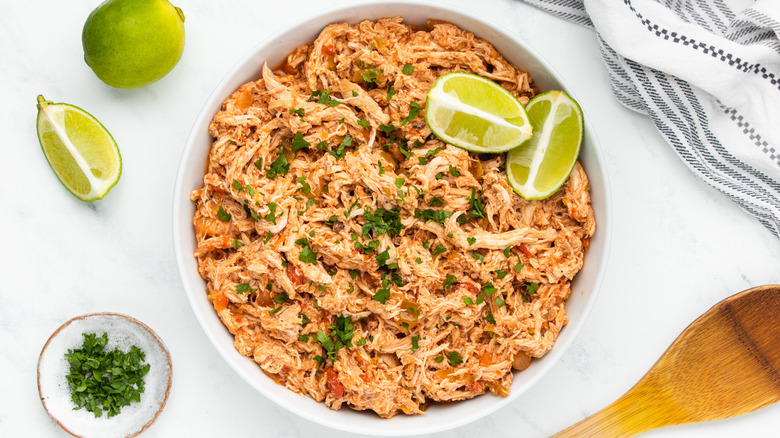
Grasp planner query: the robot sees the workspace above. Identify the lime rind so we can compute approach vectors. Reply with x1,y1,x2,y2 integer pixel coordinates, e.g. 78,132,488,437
425,72,533,153
506,90,583,200
36,95,122,202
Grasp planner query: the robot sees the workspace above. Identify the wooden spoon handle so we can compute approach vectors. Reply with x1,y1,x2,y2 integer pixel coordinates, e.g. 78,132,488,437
552,391,671,438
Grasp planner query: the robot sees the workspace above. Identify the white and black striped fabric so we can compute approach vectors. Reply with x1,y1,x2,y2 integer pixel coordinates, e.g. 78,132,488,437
524,0,780,237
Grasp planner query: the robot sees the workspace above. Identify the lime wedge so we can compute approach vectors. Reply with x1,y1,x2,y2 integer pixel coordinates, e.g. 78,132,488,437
36,95,121,201
425,72,533,153
506,90,583,200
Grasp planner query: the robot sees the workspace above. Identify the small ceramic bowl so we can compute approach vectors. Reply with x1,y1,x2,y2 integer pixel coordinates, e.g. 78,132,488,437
37,313,172,438
173,1,612,435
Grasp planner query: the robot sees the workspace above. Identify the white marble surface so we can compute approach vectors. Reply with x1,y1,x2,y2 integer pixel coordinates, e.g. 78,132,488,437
2,0,779,437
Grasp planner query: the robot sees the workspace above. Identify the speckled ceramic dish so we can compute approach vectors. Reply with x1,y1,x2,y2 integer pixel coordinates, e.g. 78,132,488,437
173,1,611,435
37,313,172,438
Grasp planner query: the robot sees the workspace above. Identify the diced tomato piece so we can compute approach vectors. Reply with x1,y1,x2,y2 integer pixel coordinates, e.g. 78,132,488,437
324,366,345,398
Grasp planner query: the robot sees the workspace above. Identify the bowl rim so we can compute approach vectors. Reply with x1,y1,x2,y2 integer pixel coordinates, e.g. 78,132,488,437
173,0,612,435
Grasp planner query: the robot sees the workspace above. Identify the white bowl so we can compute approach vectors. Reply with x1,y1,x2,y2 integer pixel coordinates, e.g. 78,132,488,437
173,1,612,435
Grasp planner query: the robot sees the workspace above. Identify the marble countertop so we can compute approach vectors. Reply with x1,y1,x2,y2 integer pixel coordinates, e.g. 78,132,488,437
2,0,779,437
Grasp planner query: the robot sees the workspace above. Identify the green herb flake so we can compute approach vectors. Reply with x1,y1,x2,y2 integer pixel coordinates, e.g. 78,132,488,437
526,282,540,295
400,102,422,125
235,283,256,294
232,179,244,192
411,336,419,352
352,90,359,97
494,296,506,307
514,261,524,273
265,153,290,179
415,257,423,264
467,236,476,246
310,89,340,107
292,132,311,151
503,246,513,258
484,314,496,324
268,306,282,316
434,355,444,363
271,292,289,304
289,107,305,118
402,64,415,75
387,87,396,102
448,351,463,366
296,176,311,195
443,274,457,290
471,251,484,262
216,206,231,222
358,119,370,128
231,239,245,249
299,246,318,264
449,165,460,177
395,177,405,188
463,297,474,305
431,245,447,256
496,269,507,279
378,124,395,134
372,288,390,304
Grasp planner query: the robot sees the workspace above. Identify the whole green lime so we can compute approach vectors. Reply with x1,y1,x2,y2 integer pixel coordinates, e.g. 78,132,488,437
82,0,185,89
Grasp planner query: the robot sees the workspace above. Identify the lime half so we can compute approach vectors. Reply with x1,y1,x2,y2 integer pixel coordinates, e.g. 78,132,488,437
425,72,533,153
36,95,121,201
506,90,583,200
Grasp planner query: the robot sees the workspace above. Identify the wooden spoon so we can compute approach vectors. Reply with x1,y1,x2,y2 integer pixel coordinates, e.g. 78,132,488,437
554,285,780,437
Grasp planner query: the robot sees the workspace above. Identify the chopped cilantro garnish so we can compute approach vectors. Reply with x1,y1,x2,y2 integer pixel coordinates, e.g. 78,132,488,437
216,206,231,222
514,261,524,273
352,90,359,97
64,332,150,418
463,297,474,305
431,245,447,256
292,132,311,151
265,153,290,179
299,313,310,325
235,283,256,294
299,246,318,264
402,64,414,75
467,187,487,220
434,355,444,363
411,336,419,352
231,239,245,249
362,207,402,238
526,282,540,295
449,165,460,176
394,177,405,188
289,107,305,118
268,306,282,316
443,274,457,290
386,87,396,101
232,179,243,192
503,246,513,258
415,257,422,264
372,288,390,304
481,282,498,296
378,160,386,175
310,89,340,107
484,314,496,324
358,119,370,128
448,351,463,366
471,251,484,262
271,292,289,303
378,124,395,134
246,185,255,196
429,196,443,207
496,269,507,279
494,296,506,307
375,248,390,267
295,176,311,195
414,209,453,227
400,102,422,125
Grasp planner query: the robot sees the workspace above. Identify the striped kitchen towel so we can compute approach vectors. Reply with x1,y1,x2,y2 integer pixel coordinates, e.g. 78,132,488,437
524,0,780,237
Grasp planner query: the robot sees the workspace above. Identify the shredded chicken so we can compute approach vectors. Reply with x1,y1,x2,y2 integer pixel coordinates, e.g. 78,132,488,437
191,17,595,418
